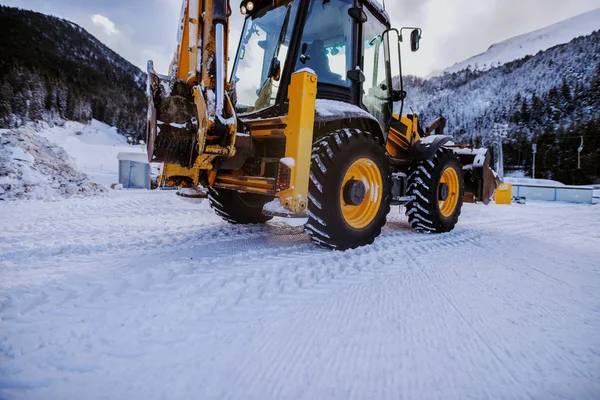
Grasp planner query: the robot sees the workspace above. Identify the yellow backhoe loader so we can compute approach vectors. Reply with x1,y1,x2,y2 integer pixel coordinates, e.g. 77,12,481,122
147,0,498,250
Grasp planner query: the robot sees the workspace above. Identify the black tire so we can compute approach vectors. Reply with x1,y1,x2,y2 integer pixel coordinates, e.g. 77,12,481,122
306,129,391,250
405,148,464,233
208,188,273,224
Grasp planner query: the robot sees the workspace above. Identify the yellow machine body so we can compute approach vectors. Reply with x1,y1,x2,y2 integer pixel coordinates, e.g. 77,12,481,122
145,0,498,249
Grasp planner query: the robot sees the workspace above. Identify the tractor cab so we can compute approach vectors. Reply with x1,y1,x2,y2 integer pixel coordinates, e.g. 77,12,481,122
232,0,408,134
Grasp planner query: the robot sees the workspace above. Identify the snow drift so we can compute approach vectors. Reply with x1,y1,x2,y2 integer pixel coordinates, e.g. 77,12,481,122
0,127,107,201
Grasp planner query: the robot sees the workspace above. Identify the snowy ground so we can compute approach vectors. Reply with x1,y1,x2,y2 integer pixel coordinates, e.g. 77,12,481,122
35,120,145,186
1,192,599,400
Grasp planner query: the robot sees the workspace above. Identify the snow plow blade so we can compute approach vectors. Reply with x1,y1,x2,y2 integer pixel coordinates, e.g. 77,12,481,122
451,147,499,204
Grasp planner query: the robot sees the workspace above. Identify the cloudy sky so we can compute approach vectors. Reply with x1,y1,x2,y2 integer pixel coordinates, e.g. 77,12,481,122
2,0,599,76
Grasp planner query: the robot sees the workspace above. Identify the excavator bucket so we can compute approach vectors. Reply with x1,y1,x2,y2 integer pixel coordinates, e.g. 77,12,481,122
451,147,500,204
146,61,199,169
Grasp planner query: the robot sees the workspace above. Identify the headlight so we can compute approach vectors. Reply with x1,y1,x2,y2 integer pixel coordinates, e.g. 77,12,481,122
246,1,254,11
240,5,247,14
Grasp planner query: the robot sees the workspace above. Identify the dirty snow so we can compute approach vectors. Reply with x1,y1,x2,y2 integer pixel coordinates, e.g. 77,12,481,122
1,191,599,399
0,128,107,201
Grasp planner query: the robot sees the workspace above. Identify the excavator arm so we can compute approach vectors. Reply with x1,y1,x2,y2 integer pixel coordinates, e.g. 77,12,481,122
147,0,237,186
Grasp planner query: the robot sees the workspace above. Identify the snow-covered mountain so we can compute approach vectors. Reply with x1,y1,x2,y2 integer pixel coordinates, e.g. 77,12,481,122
444,8,600,75
0,6,147,139
402,29,600,184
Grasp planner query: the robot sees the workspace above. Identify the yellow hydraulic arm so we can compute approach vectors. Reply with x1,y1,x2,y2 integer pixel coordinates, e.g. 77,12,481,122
146,0,237,184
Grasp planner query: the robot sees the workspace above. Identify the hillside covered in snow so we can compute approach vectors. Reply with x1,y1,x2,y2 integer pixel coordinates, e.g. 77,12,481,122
0,6,147,139
443,8,600,74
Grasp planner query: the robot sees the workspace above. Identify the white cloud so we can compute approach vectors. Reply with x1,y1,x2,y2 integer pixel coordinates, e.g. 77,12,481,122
91,14,120,36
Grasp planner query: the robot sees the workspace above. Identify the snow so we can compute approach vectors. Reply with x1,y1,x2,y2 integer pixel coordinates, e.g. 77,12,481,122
295,67,316,75
262,198,290,214
315,99,375,121
280,157,295,167
169,122,187,129
0,127,107,201
504,177,566,187
444,8,600,74
1,191,599,399
36,119,145,186
418,135,436,145
117,152,150,164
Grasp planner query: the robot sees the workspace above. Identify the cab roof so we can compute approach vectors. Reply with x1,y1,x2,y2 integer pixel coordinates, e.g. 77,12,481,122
362,0,391,27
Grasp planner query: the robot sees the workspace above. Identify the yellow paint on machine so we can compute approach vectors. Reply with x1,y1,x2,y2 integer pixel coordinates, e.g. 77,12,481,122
386,114,421,157
495,183,513,205
439,166,460,217
340,158,383,229
160,163,201,187
276,70,318,214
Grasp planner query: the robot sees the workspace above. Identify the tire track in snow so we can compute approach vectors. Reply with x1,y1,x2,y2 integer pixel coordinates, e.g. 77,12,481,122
0,222,484,322
404,249,523,386
2,194,600,400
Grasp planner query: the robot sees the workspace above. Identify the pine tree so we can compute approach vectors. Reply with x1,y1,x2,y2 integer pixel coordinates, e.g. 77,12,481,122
0,80,13,123
560,79,575,113
520,98,530,124
589,62,600,108
44,76,53,111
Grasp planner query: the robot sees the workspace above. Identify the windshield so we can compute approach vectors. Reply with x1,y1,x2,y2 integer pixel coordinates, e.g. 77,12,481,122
294,0,353,87
362,9,390,127
231,3,299,113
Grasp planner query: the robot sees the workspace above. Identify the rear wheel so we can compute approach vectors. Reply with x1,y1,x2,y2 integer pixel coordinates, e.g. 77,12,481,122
208,188,273,224
406,148,464,232
306,129,391,250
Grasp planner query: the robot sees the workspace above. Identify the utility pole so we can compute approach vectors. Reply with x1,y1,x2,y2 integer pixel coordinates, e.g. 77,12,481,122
492,123,508,181
532,143,537,179
577,136,584,169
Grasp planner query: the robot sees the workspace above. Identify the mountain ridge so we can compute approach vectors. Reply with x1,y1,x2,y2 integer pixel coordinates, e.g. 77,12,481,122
0,6,147,139
442,8,600,75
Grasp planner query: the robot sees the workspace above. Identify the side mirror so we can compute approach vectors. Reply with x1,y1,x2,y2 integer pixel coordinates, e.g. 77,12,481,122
299,43,311,64
410,29,420,52
392,90,406,102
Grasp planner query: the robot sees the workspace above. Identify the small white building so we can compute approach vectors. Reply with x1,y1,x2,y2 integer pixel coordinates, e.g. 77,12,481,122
117,152,150,189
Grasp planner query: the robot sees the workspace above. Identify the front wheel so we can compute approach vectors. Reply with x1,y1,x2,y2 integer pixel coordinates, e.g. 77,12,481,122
406,148,464,232
306,129,391,250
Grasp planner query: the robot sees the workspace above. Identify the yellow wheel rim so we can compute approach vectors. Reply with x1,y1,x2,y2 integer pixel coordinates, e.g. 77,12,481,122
439,167,460,217
340,158,383,229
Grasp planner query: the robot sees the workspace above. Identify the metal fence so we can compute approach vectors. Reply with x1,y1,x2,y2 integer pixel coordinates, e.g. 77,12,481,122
511,184,594,204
